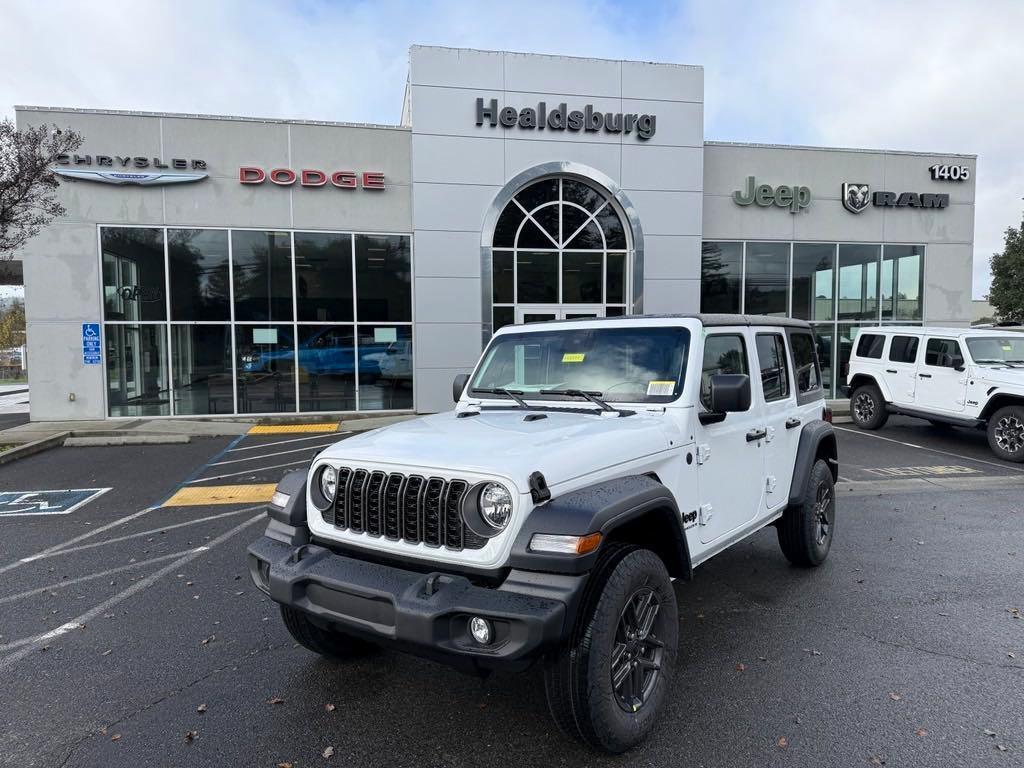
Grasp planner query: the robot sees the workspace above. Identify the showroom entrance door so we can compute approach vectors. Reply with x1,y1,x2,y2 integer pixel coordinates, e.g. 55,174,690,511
515,305,606,324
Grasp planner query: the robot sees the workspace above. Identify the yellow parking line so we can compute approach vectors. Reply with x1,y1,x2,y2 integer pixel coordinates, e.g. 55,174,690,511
247,423,339,435
163,484,277,507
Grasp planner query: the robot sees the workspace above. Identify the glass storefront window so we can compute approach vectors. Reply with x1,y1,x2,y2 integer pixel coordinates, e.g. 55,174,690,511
837,244,880,321
355,234,411,322
745,242,790,316
792,243,835,321
235,324,296,413
562,252,603,304
171,325,233,415
356,325,414,411
232,231,294,322
493,306,514,331
295,232,353,322
168,229,230,321
836,323,872,397
517,251,558,303
297,325,356,412
105,323,169,416
102,228,166,321
882,245,923,321
700,241,742,313
607,252,626,305
812,326,835,398
493,251,514,304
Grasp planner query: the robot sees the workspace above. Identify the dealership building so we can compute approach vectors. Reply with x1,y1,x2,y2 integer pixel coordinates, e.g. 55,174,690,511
13,45,976,421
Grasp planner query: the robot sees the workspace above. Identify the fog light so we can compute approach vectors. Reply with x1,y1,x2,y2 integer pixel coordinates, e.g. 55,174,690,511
469,616,492,645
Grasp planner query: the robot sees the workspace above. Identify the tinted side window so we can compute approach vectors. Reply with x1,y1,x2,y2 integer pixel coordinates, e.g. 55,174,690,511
701,334,749,410
856,333,885,359
925,338,964,368
889,335,919,364
755,333,791,402
790,331,821,394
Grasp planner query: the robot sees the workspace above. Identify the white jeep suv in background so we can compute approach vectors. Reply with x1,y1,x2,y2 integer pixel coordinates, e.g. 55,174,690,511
248,314,838,753
847,326,1024,461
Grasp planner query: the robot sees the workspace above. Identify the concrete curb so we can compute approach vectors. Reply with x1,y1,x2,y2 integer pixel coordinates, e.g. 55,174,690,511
0,431,71,466
64,435,192,447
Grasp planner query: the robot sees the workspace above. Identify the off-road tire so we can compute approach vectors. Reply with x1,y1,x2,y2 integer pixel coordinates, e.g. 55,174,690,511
280,605,375,659
543,545,678,754
778,459,836,567
987,405,1024,463
850,383,888,430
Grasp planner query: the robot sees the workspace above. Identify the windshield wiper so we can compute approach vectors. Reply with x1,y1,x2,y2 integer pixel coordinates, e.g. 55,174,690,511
471,387,531,408
540,388,620,414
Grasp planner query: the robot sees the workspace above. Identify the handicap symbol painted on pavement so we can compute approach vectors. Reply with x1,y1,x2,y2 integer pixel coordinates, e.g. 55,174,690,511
0,488,111,517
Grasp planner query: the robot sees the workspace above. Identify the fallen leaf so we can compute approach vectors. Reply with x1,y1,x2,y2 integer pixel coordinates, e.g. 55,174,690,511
277,763,294,768
324,703,336,712
889,692,902,701
110,734,121,742
776,737,788,749
267,696,285,705
201,634,216,645
915,728,928,737
984,729,997,737
184,730,198,744
869,756,885,766
323,746,335,758
186,581,194,587
197,704,207,713
735,663,746,672
758,655,767,661
101,649,112,656
1009,652,1017,659
997,745,1008,752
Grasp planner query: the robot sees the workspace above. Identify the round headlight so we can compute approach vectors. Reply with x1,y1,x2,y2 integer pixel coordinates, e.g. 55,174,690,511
478,482,513,530
319,465,338,501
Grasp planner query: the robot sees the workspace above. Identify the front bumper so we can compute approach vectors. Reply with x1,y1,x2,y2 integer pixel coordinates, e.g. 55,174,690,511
248,535,584,669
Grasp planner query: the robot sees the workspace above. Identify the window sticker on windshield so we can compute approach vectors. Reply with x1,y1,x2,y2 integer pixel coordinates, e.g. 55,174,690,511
1002,343,1013,352
647,380,675,396
562,353,586,363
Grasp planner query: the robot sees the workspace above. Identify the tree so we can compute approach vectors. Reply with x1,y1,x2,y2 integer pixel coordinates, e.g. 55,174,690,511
0,301,25,350
0,118,84,258
988,214,1024,323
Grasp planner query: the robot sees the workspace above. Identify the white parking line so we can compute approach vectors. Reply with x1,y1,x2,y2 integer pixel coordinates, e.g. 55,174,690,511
17,506,259,564
0,547,207,606
833,426,1024,474
0,515,261,671
226,432,351,452
0,506,155,576
209,440,341,466
187,458,309,484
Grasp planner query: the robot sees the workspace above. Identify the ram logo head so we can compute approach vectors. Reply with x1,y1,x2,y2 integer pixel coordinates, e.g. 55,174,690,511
842,182,871,214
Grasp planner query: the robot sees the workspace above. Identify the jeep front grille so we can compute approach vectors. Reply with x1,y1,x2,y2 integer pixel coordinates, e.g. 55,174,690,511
323,467,488,551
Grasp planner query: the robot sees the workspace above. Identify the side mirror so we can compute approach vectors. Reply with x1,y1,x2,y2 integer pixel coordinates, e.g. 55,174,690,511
700,374,751,425
452,373,470,403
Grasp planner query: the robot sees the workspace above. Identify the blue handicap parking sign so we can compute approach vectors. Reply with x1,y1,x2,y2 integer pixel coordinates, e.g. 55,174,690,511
82,323,102,365
0,488,110,517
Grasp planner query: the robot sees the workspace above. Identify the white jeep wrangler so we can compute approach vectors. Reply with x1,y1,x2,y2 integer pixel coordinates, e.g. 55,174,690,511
846,326,1024,461
248,314,838,753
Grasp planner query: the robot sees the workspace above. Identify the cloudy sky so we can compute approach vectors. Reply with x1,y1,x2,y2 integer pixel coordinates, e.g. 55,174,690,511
1,0,1020,298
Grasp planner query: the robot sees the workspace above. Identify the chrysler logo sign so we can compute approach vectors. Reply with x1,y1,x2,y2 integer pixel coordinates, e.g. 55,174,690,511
53,168,207,186
842,182,949,214
52,153,209,186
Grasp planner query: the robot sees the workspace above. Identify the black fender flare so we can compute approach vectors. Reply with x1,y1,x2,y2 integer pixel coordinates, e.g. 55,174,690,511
509,474,692,579
788,420,838,507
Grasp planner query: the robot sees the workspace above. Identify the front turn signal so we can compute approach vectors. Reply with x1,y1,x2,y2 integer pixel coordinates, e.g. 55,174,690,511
529,532,602,555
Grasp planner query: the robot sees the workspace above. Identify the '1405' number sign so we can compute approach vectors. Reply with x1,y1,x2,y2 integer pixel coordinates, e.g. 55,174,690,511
929,164,970,181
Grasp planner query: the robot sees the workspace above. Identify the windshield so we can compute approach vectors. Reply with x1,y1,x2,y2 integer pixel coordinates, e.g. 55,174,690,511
966,336,1024,365
469,326,690,404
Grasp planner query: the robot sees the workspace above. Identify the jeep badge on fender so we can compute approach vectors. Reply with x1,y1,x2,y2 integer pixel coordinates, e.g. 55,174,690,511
248,313,838,754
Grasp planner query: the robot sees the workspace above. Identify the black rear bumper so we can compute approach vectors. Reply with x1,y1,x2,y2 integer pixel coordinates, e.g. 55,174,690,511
248,535,585,670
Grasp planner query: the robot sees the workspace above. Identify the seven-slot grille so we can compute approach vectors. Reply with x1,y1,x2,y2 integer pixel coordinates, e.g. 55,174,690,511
322,467,489,551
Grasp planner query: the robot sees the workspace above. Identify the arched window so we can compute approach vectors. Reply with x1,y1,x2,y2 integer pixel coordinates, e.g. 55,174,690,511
490,176,630,330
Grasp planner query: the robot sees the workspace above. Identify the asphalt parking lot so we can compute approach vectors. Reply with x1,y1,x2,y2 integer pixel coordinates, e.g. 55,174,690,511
1,418,1021,767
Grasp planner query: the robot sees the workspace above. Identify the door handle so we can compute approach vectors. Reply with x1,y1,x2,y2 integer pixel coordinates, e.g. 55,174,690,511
918,373,932,378
746,428,768,442
785,417,801,429
885,369,898,374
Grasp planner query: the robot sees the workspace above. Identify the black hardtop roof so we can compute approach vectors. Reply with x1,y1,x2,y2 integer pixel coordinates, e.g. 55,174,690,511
519,313,812,330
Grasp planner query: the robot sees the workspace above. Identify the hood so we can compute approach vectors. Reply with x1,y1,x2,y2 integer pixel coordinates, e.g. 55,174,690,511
974,365,1024,388
321,409,675,492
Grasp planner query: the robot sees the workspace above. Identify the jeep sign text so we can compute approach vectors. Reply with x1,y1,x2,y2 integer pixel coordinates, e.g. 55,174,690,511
733,176,811,213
